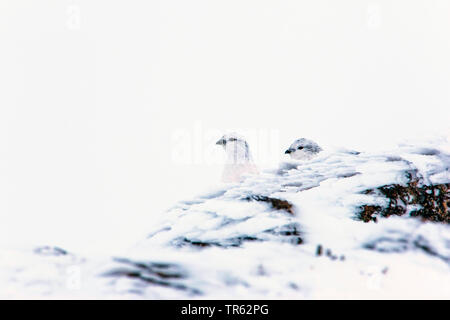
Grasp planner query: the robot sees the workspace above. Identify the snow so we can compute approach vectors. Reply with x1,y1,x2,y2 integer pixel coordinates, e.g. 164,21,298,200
1,136,448,299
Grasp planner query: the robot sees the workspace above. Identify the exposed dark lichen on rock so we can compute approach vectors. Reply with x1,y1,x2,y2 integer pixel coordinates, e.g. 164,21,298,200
358,205,382,223
357,177,449,223
244,195,295,215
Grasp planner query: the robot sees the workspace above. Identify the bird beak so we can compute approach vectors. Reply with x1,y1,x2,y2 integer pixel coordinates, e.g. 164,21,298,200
216,139,226,146
285,149,292,154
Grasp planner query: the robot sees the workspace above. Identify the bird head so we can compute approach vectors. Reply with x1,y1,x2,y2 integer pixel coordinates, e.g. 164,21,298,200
216,132,245,146
216,133,253,165
285,138,322,160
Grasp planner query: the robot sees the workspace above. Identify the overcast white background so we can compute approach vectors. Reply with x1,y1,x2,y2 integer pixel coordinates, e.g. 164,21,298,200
0,1,449,254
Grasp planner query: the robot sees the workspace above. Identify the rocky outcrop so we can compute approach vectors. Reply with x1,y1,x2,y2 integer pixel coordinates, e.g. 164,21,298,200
358,178,449,223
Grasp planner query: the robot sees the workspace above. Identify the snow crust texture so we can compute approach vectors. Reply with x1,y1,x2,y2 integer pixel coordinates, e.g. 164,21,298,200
1,138,449,299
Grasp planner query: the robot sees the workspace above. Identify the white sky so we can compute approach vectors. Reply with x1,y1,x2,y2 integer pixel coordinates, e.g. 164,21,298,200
0,0,449,253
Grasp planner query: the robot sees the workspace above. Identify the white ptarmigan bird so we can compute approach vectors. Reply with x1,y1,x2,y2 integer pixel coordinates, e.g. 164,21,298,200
284,138,323,160
216,133,259,183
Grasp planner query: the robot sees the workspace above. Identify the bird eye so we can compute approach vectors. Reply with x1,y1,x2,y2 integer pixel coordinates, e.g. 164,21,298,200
298,146,304,150
228,138,237,142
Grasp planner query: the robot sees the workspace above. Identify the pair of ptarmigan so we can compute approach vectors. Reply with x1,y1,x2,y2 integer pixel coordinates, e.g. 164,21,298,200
216,133,322,183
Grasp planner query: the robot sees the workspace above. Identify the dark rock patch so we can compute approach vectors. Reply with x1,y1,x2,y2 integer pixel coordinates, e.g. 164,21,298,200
34,246,68,256
316,245,323,256
244,195,295,215
358,205,382,223
104,258,201,295
173,223,303,248
175,236,260,248
363,232,449,264
315,245,345,261
357,175,449,223
264,222,303,245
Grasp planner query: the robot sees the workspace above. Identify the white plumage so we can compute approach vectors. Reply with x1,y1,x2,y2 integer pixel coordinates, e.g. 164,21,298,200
284,138,323,160
216,133,259,183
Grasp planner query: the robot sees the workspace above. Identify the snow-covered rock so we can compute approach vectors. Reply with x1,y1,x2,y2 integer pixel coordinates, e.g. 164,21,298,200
1,137,449,299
